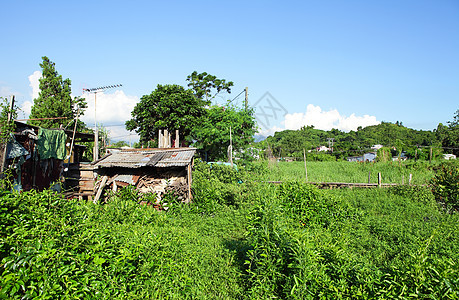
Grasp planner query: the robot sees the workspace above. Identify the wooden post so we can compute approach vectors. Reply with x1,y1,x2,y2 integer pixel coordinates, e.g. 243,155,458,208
112,180,118,193
368,171,371,184
409,173,412,185
402,175,404,185
1,95,14,173
67,106,80,163
164,129,169,148
245,87,248,111
186,162,192,203
303,148,308,182
378,172,382,188
167,130,171,148
94,175,108,204
158,130,162,148
229,126,233,167
175,129,179,148
429,147,433,163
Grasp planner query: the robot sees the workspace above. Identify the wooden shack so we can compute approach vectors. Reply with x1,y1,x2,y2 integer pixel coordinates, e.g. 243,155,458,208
92,147,196,205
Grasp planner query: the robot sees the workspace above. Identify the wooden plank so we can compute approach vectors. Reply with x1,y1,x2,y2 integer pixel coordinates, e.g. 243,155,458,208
93,175,108,204
186,162,192,203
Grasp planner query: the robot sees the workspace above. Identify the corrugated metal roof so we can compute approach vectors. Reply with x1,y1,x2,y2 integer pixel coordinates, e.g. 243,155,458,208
95,148,196,169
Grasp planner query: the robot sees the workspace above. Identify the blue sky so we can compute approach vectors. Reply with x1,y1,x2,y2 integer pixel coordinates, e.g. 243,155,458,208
1,0,458,141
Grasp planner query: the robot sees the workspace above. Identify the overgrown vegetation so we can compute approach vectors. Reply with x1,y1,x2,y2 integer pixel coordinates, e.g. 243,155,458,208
1,160,458,298
259,112,459,160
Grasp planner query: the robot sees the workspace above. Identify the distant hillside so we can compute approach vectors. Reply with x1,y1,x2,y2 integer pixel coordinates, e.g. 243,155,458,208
256,122,443,159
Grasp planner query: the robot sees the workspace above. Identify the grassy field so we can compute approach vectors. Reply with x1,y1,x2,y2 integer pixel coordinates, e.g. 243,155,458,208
1,160,458,299
263,160,436,184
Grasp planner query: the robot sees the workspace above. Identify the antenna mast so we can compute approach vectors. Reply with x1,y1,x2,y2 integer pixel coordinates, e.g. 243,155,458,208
83,84,122,160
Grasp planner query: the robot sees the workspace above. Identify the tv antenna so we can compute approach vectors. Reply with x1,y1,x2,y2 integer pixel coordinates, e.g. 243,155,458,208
83,84,122,160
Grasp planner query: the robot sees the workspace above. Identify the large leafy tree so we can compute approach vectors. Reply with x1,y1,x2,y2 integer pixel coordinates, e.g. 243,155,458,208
126,84,207,144
191,104,257,161
29,56,86,129
186,71,234,101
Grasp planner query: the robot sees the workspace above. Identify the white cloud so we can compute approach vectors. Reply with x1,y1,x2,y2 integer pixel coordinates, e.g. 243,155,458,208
20,101,33,119
80,90,140,142
257,125,284,137
28,71,41,100
257,104,380,137
283,104,379,132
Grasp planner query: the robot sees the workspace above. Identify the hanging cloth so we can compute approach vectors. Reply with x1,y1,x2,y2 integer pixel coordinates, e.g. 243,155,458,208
6,134,29,159
36,128,67,160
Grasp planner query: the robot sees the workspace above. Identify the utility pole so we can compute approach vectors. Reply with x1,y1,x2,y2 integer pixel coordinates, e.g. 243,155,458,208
244,87,248,111
83,84,122,161
327,138,335,152
1,95,15,173
229,126,233,167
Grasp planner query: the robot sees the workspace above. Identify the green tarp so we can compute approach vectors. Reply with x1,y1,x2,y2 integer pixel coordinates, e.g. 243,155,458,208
36,128,67,160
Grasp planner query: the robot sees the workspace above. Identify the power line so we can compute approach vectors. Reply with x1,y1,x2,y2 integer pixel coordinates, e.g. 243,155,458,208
229,89,245,104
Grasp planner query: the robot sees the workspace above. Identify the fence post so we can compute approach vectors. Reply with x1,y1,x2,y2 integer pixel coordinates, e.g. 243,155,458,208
303,148,308,182
368,171,371,184
409,173,412,185
378,172,382,188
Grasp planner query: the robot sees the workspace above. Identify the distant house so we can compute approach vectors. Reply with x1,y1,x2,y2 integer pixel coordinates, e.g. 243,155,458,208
392,151,408,161
347,152,377,162
316,146,330,152
443,154,456,160
371,144,384,150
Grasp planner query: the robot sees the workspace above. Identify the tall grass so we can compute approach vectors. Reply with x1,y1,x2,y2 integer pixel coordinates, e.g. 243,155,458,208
261,160,436,184
0,188,247,299
1,160,458,299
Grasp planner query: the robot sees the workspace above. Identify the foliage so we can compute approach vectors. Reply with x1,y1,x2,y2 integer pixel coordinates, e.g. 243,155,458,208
126,84,207,144
304,151,336,161
262,121,443,160
261,160,436,185
390,185,436,205
0,182,246,299
192,161,247,210
0,97,18,145
191,104,257,161
376,146,392,162
186,71,234,101
108,140,130,148
2,159,458,299
441,109,459,156
430,162,459,212
244,181,459,299
28,56,87,129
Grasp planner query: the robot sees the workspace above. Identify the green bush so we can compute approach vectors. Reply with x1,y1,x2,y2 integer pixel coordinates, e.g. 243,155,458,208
430,163,459,212
390,185,436,205
192,161,246,210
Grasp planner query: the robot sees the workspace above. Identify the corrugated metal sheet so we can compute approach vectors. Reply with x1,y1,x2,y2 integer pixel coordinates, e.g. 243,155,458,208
95,148,196,169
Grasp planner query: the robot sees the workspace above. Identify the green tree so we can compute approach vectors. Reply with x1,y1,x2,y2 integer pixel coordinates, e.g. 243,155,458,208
191,104,257,161
108,140,130,148
29,56,87,129
444,110,459,156
126,84,207,144
0,97,18,144
186,71,234,101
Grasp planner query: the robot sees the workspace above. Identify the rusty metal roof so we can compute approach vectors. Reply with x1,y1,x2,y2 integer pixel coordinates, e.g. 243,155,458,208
94,148,196,169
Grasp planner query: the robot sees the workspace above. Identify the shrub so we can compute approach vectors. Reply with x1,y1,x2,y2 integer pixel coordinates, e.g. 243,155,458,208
390,185,435,205
430,163,459,212
192,161,245,211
